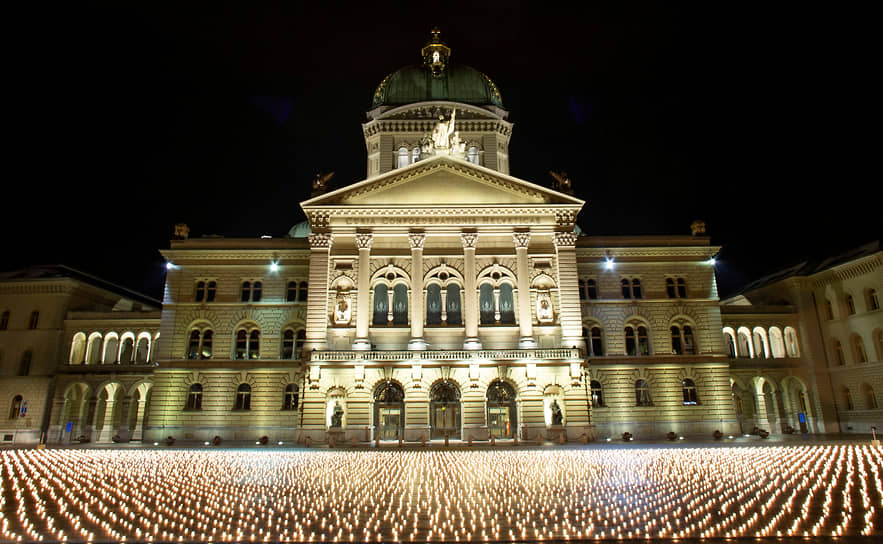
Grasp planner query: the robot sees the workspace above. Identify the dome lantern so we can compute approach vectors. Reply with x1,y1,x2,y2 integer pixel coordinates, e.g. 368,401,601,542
421,28,451,77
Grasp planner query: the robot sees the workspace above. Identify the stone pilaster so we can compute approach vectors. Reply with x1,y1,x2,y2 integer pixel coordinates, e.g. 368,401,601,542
353,233,373,350
461,233,481,350
513,232,535,348
408,233,427,350
554,232,584,350
304,233,332,352
96,399,116,443
132,399,147,441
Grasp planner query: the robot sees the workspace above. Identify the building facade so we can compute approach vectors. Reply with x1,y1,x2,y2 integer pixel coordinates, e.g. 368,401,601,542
2,33,880,445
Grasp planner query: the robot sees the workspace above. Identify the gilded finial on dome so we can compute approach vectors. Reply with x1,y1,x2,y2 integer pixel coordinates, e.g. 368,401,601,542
422,27,451,77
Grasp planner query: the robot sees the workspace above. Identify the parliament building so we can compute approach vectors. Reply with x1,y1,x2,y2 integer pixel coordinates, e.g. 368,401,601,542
2,33,881,445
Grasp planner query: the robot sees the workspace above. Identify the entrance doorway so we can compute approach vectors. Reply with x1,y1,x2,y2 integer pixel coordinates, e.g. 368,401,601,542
487,380,517,438
430,381,461,439
374,382,404,440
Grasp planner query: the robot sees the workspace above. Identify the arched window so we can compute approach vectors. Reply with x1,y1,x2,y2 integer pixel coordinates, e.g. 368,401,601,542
187,329,213,359
373,284,389,325
625,325,650,356
296,330,306,358
632,279,642,299
578,279,586,300
677,278,687,298
635,380,651,406
589,326,604,356
499,284,515,324
752,328,769,359
737,329,752,357
479,283,495,324
723,330,737,358
392,284,408,325
486,380,517,438
240,282,252,302
251,281,262,302
283,384,299,411
287,281,297,302
833,339,845,366
869,289,880,311
666,278,676,298
430,381,461,439
682,379,698,405
590,380,603,407
103,335,119,364
587,279,598,300
846,295,856,315
411,147,420,164
281,329,295,359
0,310,8,330
374,382,405,440
426,284,442,325
671,325,697,355
862,383,878,410
185,384,202,410
86,333,102,365
205,281,216,302
621,279,631,299
299,281,308,301
671,326,683,355
234,327,260,359
769,327,786,358
397,147,409,168
195,281,206,302
135,336,150,364
466,146,479,164
9,395,22,420
19,351,32,376
621,279,641,299
120,337,134,364
843,387,854,411
70,333,86,364
28,311,39,330
446,284,462,325
235,384,251,410
853,336,867,363
825,299,834,320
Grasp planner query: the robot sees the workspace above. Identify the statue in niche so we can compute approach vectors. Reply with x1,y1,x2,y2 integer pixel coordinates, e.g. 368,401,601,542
335,295,350,324
431,109,456,149
330,401,344,428
550,400,563,426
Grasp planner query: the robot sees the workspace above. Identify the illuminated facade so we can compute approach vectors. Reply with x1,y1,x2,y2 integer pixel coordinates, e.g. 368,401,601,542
2,33,879,445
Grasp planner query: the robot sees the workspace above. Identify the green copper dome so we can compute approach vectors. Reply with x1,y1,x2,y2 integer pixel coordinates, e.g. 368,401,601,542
371,30,503,109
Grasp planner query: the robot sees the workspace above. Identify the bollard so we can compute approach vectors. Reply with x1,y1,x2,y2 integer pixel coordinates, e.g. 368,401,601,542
398,435,403,448
328,435,334,448
375,436,380,448
536,433,542,446
444,434,449,448
490,434,495,447
513,433,519,446
352,436,358,448
582,433,588,445
467,435,473,447
559,432,566,445
305,436,311,448
421,434,427,447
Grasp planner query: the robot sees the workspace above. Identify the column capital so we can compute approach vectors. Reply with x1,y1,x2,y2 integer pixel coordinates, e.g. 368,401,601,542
355,233,374,250
553,232,579,248
408,232,426,250
513,232,531,249
308,233,333,249
460,232,478,249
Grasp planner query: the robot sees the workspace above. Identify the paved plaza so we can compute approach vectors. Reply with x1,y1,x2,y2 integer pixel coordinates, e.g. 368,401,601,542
1,445,881,542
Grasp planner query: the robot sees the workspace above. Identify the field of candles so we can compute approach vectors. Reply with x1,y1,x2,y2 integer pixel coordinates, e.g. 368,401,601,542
1,445,881,542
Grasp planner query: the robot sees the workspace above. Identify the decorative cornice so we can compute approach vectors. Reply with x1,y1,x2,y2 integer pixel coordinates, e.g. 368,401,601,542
554,232,579,248
308,233,333,249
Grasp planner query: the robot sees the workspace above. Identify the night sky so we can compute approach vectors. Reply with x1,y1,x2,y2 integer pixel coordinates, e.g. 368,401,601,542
7,3,877,301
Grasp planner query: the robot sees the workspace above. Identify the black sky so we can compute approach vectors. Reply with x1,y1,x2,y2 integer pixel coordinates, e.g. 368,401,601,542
7,2,878,300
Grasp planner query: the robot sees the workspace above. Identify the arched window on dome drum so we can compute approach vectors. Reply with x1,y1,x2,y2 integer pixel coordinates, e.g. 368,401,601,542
479,284,495,324
373,284,389,325
869,289,880,311
499,284,515,324
466,146,479,164
393,284,409,326
397,147,409,169
590,380,603,407
446,284,462,325
411,147,420,164
426,284,442,325
283,384,299,411
235,384,251,411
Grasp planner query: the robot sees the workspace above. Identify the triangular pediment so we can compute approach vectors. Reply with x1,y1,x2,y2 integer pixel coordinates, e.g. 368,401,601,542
301,155,584,208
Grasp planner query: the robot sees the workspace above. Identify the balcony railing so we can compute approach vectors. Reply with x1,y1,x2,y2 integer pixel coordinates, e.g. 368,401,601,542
309,348,583,363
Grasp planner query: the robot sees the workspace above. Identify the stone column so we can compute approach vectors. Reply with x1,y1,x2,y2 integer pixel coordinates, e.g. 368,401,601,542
132,399,148,441
353,233,373,350
554,232,585,350
513,232,536,348
82,397,97,440
753,387,771,431
117,395,132,442
303,233,332,352
461,233,481,350
408,233,427,350
96,398,116,443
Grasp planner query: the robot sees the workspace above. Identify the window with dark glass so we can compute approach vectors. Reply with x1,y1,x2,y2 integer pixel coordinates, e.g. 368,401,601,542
9,395,23,420
251,282,262,302
283,384,299,411
299,282,308,301
587,279,598,300
28,311,39,330
590,380,603,407
677,278,687,298
666,278,676,298
235,384,251,410
578,280,586,300
869,289,880,311
635,380,651,406
621,279,631,299
671,326,683,355
188,329,212,359
241,282,252,302
282,330,295,359
0,311,8,330
846,295,856,315
287,281,297,302
186,384,203,410
446,284,462,325
426,284,442,325
19,351,32,376
632,279,642,299
393,284,408,326
373,284,389,325
479,284,495,324
295,330,306,358
195,281,206,302
206,281,216,302
499,284,515,324
682,379,698,405
590,327,603,356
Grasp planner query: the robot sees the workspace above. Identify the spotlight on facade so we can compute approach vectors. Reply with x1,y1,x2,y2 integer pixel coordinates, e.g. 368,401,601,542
204,441,210,446
707,257,717,266
604,258,614,270
165,262,174,270
270,261,279,272
278,441,283,445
